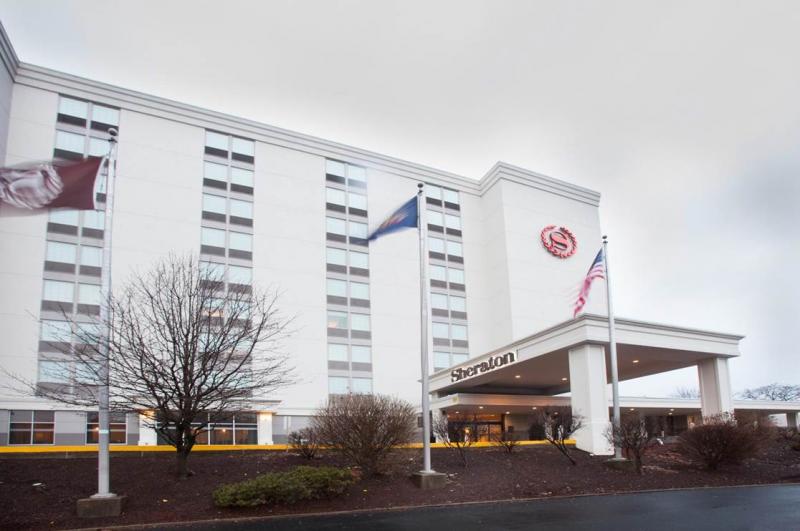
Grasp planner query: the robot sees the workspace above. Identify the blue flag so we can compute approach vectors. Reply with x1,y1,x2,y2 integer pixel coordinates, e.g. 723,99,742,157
368,196,418,241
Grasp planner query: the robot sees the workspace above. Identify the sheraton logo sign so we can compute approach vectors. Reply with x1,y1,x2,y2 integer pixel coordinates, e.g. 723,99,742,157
450,352,516,383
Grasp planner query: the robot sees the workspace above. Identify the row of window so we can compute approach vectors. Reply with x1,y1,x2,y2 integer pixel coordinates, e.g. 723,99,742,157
48,209,105,230
326,160,366,183
45,241,102,267
426,183,460,205
40,320,101,343
434,351,469,370
326,187,367,211
199,262,252,285
327,279,369,300
156,412,258,445
58,97,120,127
427,210,462,230
205,131,255,159
430,265,465,285
327,343,371,363
42,279,101,305
431,293,466,312
202,193,253,220
325,217,368,239
429,237,463,258
327,311,371,332
326,247,369,269
204,161,254,190
329,376,372,395
432,322,468,341
201,227,253,252
37,359,97,384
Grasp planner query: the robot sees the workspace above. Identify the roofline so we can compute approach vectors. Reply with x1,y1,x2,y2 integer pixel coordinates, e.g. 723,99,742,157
0,21,599,205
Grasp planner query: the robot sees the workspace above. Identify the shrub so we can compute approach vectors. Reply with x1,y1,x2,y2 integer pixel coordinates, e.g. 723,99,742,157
528,422,546,440
539,406,582,465
677,413,765,470
492,431,520,453
778,427,800,451
605,415,656,474
288,427,320,460
312,393,416,475
213,466,354,508
433,413,478,467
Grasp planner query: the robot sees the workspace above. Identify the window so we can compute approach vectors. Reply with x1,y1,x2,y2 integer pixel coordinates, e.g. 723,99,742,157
327,279,347,298
351,314,370,331
434,352,450,369
49,209,79,226
430,265,447,282
204,161,227,182
88,137,109,157
75,322,102,344
9,410,55,444
443,188,459,204
327,343,348,362
351,345,371,363
200,261,224,279
447,241,463,257
230,199,253,220
448,268,465,284
231,137,255,156
39,360,71,383
83,210,105,230
205,131,229,151
55,130,84,153
327,311,347,329
326,217,346,235
452,353,468,365
426,185,442,200
86,412,126,444
201,227,226,247
326,247,347,266
46,241,77,263
41,320,71,342
80,246,102,267
348,221,368,239
202,193,226,214
451,324,468,341
445,214,461,230
349,251,368,269
228,265,252,285
59,97,88,119
230,167,254,187
326,160,346,177
329,376,349,394
427,210,444,226
348,192,367,210
43,280,73,302
92,105,120,126
450,296,466,312
431,293,448,309
229,232,252,252
351,377,372,394
428,237,445,253
326,187,346,206
348,165,366,182
432,322,449,339
350,282,369,300
78,283,101,306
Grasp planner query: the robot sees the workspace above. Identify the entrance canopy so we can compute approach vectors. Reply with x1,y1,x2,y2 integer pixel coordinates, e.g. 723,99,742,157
430,314,743,397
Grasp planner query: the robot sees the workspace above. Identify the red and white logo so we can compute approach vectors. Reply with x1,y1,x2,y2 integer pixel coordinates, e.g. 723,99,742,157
541,225,577,258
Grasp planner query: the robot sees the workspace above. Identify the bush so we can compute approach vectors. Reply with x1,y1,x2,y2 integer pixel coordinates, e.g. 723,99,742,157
605,415,656,474
213,466,354,508
433,414,478,467
312,393,416,475
492,431,520,453
288,427,320,460
539,407,582,465
677,413,766,470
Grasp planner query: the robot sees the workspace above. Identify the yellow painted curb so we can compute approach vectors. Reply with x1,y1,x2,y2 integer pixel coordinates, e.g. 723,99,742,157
0,440,575,454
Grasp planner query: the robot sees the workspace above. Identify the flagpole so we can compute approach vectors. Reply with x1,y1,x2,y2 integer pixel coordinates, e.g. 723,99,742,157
93,128,118,499
416,183,434,474
602,235,622,459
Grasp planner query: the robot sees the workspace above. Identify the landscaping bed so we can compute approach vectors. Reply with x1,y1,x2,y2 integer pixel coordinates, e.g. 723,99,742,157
1,440,798,530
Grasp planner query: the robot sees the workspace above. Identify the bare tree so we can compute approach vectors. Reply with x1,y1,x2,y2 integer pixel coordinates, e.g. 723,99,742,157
312,393,416,475
539,406,583,465
738,383,800,402
432,413,479,467
288,427,321,460
8,254,293,478
491,430,520,454
671,387,700,399
605,415,656,474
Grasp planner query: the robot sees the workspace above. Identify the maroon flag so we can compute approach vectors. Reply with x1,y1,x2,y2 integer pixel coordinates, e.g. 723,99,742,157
0,157,105,210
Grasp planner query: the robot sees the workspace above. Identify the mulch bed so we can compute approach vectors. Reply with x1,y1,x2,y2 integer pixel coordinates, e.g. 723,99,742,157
1,440,799,530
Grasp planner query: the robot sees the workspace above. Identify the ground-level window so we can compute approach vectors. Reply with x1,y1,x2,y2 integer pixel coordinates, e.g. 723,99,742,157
9,410,55,444
86,412,127,444
155,412,258,445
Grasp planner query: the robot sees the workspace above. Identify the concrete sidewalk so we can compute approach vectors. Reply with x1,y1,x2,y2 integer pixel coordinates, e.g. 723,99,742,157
127,484,800,531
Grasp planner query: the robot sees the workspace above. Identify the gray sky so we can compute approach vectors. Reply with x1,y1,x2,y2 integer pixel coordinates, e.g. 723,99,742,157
2,0,798,396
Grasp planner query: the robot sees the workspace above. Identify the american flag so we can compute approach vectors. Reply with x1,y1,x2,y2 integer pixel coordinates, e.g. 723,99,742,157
573,249,605,318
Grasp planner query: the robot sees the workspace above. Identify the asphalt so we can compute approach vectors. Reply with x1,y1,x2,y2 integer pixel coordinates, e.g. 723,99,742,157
141,484,800,531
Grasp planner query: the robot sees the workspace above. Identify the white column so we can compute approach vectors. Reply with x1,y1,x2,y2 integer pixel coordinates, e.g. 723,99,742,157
257,411,274,445
787,412,798,429
137,412,157,446
697,357,734,418
568,344,614,455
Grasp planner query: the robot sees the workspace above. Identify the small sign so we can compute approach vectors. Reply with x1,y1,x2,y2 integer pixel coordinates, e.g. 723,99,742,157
541,225,577,258
451,352,516,383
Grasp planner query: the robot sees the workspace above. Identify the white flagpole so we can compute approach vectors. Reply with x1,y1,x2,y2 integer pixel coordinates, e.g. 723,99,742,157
417,183,433,473
602,235,622,459
93,127,118,498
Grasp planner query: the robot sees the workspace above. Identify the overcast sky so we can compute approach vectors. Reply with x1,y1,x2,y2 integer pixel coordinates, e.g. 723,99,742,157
1,0,798,396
